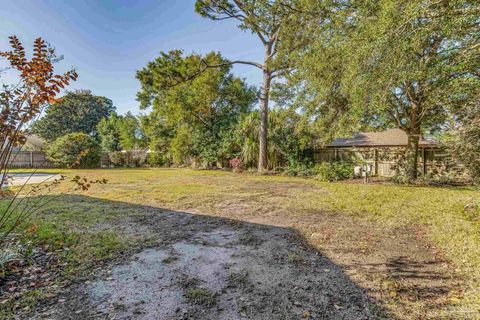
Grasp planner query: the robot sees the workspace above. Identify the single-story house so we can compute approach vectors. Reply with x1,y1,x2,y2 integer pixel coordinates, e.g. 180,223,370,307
314,129,446,177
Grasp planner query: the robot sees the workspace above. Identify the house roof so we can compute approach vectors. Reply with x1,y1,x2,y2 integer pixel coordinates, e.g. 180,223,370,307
25,134,46,150
327,128,438,148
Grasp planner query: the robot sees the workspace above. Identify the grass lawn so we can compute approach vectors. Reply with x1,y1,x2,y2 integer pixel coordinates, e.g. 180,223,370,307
1,168,479,319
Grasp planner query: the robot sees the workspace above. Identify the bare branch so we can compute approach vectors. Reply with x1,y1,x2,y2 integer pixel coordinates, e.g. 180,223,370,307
166,59,264,88
208,60,264,70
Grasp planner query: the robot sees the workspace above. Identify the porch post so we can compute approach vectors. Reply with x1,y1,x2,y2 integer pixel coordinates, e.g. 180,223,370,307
422,148,426,175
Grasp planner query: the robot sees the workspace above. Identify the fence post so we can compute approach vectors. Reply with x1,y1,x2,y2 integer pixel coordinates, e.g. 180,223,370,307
30,151,33,168
374,149,378,176
422,148,427,175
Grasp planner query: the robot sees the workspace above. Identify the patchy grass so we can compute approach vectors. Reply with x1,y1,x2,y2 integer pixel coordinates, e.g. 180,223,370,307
162,255,178,264
17,219,130,269
286,252,305,264
177,274,201,289
1,168,479,318
238,233,262,246
226,271,249,289
184,288,217,307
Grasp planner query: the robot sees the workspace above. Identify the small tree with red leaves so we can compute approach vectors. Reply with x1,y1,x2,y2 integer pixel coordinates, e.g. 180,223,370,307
0,36,77,186
0,36,104,247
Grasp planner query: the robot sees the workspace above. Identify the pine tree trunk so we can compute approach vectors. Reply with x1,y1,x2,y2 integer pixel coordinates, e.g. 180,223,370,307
258,68,272,172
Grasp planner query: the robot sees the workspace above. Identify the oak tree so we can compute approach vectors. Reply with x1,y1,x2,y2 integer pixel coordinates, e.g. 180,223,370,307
32,90,115,141
282,0,479,180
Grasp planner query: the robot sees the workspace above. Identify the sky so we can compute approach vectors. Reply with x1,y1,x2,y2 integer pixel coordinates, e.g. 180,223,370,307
0,0,264,114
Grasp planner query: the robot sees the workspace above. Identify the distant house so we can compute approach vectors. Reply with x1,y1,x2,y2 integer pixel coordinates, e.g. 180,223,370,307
12,134,46,152
120,146,152,153
315,129,443,177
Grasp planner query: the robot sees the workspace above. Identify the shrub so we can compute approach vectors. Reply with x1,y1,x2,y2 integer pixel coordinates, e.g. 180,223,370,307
391,172,410,185
282,160,316,177
45,132,101,168
109,151,147,167
128,151,147,167
314,162,354,182
109,151,126,167
229,157,243,172
148,152,170,167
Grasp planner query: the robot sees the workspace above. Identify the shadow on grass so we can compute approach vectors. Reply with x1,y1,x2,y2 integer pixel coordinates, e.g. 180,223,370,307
7,194,396,319
359,256,455,298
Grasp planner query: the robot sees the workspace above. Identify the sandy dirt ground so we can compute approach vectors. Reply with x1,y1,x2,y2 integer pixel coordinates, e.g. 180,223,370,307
38,210,383,320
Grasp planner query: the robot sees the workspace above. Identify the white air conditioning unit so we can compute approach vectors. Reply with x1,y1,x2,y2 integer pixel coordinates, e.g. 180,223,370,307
354,164,373,177
354,166,362,177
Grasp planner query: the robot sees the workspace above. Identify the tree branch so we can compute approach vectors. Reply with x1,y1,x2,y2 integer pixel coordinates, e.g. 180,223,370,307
208,1,246,21
231,0,268,44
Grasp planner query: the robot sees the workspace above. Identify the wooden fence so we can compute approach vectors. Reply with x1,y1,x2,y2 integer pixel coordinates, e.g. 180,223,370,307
8,151,56,168
7,151,147,168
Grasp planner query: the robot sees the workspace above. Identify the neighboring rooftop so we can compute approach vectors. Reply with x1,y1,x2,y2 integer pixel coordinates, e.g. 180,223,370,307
12,134,46,152
327,128,438,148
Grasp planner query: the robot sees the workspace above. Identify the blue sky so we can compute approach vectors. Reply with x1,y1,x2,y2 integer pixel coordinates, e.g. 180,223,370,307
0,0,263,114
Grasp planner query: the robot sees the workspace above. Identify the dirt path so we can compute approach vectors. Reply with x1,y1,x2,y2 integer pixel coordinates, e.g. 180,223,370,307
38,210,384,320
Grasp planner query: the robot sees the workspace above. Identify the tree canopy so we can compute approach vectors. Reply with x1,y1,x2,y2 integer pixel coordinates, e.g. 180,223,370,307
281,0,480,179
32,90,115,141
136,50,257,166
97,111,145,152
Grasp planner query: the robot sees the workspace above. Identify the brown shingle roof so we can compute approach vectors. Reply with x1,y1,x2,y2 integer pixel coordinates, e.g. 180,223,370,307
327,128,438,148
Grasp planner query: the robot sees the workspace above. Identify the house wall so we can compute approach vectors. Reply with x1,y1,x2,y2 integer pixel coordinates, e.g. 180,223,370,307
313,147,463,177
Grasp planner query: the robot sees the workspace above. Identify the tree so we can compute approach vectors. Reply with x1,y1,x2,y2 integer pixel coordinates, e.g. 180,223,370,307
341,0,480,180
117,112,145,150
195,0,291,171
45,132,101,168
277,0,363,146
283,0,479,180
448,95,480,180
98,112,146,152
97,113,122,152
236,108,313,169
140,112,174,166
1,36,77,188
137,50,256,167
32,90,115,141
